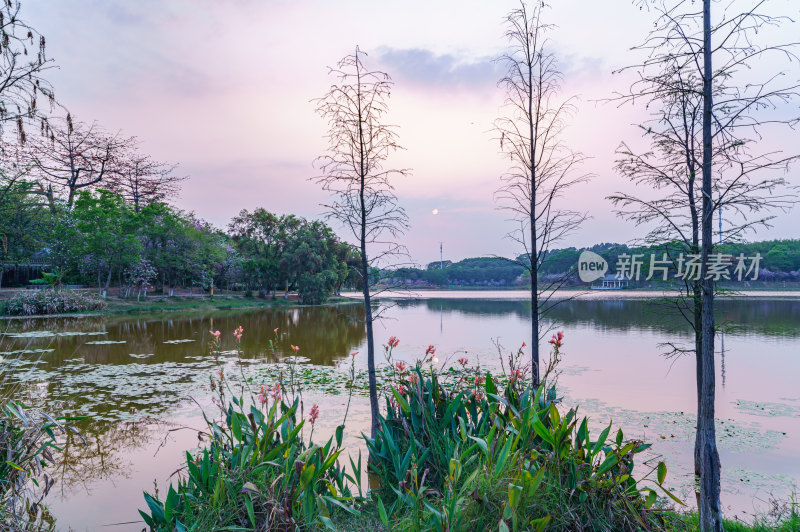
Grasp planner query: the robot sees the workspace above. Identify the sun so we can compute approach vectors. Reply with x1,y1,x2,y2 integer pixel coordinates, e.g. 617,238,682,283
432,209,439,215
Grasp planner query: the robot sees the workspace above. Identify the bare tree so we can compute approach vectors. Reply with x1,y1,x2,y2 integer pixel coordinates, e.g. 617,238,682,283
0,0,55,140
313,47,409,437
495,1,590,387
107,150,184,211
612,1,799,529
22,116,133,209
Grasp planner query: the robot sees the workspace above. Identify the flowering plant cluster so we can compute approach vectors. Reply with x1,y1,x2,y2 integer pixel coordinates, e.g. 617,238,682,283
5,289,107,316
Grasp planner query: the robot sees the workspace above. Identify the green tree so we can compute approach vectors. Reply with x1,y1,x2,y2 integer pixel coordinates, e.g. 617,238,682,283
72,190,140,297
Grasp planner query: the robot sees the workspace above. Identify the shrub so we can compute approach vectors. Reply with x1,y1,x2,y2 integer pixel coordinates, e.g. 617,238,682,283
139,327,362,531
139,397,362,531
4,290,107,316
364,346,680,531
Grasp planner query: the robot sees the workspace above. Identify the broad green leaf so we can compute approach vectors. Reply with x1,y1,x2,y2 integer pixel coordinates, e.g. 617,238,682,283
657,461,667,485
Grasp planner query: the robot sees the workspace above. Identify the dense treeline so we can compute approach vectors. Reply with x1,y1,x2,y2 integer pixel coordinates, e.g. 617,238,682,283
0,181,358,304
383,240,800,288
386,257,526,287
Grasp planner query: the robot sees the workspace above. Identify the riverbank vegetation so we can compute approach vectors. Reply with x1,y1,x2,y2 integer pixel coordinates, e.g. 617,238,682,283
135,329,799,531
0,344,83,529
0,187,360,306
139,329,688,531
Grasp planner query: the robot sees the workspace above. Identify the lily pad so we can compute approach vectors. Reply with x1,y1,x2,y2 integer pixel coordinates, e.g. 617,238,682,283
0,348,56,355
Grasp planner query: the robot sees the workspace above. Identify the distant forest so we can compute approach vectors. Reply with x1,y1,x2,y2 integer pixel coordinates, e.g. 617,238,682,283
384,239,800,288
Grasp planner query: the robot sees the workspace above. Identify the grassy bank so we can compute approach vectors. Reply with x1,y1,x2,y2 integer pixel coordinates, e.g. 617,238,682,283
0,293,356,318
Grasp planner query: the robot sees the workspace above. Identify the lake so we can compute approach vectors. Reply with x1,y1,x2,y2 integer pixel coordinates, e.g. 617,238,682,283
1,295,799,530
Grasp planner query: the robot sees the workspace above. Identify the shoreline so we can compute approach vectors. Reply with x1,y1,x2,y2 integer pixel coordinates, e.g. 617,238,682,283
0,295,357,320
344,288,800,300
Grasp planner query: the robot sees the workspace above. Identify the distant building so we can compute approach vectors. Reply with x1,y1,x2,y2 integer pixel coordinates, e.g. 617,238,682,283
426,260,452,270
592,273,630,290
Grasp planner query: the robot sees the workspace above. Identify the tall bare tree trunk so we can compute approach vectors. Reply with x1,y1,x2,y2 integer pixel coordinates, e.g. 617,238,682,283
699,1,723,528
361,228,378,438
693,279,703,508
356,60,380,438
528,48,540,388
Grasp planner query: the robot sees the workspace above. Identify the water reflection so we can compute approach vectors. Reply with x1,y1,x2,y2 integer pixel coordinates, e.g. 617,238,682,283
397,297,800,337
0,297,798,529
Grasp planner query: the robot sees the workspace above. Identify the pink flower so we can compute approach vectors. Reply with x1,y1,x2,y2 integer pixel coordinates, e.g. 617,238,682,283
270,383,281,401
458,357,469,366
510,368,524,382
210,330,221,339
548,331,564,349
290,344,300,352
387,336,400,348
309,404,319,425
216,367,224,378
396,384,406,395
425,345,436,355
273,328,279,334
350,351,359,357
233,325,243,341
257,393,267,405
409,373,419,386
474,374,485,387
394,361,408,372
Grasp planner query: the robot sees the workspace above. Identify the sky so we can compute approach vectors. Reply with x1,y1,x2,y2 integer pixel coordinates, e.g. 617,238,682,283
22,0,800,264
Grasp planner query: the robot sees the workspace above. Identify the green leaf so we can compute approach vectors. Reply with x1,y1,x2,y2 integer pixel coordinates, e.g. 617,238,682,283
391,388,411,413
527,465,546,496
300,463,316,487
165,487,179,522
376,495,389,527
596,453,619,476
467,435,489,457
499,518,510,532
143,492,166,524
657,461,667,485
591,422,612,457
485,372,498,396
5,461,25,472
531,419,555,447
335,424,344,447
508,483,522,509
245,497,256,528
645,490,658,509
531,515,551,532
319,516,337,531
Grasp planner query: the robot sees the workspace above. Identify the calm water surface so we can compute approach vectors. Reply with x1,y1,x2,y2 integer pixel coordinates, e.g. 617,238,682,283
1,296,799,530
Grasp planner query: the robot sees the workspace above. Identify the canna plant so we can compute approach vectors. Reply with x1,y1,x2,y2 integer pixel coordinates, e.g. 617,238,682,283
366,335,682,531
139,326,362,531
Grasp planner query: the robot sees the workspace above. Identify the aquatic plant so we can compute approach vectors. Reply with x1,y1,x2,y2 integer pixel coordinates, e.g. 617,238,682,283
139,326,363,531
365,336,682,531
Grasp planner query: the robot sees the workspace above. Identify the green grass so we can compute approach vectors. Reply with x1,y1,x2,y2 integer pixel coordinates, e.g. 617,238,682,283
665,511,800,531
102,295,297,314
